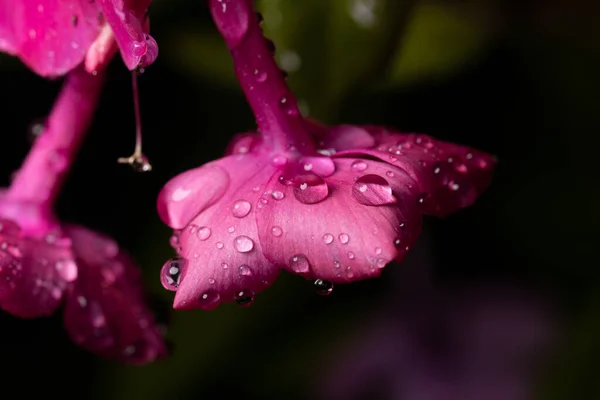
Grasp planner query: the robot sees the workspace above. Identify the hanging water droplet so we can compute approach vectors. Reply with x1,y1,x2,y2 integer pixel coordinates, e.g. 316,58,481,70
322,233,334,244
235,290,255,306
232,200,252,218
353,175,396,206
339,233,350,244
238,264,253,277
314,279,334,296
289,254,310,274
160,257,187,291
271,191,285,200
234,235,254,253
293,174,329,204
271,226,283,237
351,160,368,172
197,226,211,241
199,290,220,309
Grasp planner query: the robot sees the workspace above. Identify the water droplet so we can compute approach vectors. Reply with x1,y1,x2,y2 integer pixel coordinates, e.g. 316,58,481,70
347,252,355,260
188,224,198,234
322,233,334,244
221,262,229,269
346,266,355,278
169,231,180,249
199,290,220,309
351,160,368,172
234,236,254,253
353,175,396,206
208,278,216,284
289,254,310,274
227,226,235,233
417,194,426,204
235,290,255,306
293,174,329,204
314,279,334,296
386,170,395,177
253,69,267,82
271,191,285,200
232,200,252,218
272,155,287,166
216,242,224,249
238,264,253,276
449,182,460,191
375,247,382,255
28,118,46,142
339,233,350,244
271,226,283,237
376,258,387,268
197,226,211,241
301,157,336,177
433,166,441,175
55,260,77,282
160,257,187,291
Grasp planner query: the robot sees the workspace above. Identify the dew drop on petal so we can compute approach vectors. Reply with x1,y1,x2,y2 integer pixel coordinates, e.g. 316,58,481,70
160,257,187,291
253,69,267,82
293,174,329,204
55,259,78,282
234,236,254,253
386,170,395,178
271,226,283,237
322,233,334,244
271,191,285,200
227,226,236,233
221,262,229,269
351,160,368,172
232,200,252,218
216,242,224,249
347,252,355,260
314,279,334,296
197,227,212,241
353,175,396,206
339,233,350,244
289,254,310,274
199,290,220,309
235,290,255,307
238,264,253,277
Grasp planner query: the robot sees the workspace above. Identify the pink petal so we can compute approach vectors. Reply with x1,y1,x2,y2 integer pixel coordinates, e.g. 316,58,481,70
12,0,102,77
164,156,281,310
97,0,157,70
256,158,422,283
63,225,168,364
157,162,231,230
324,125,496,216
0,219,73,318
0,0,17,54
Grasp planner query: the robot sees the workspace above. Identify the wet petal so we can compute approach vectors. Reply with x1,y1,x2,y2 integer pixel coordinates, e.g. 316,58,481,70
0,0,17,54
157,162,231,230
167,156,281,310
11,0,102,77
256,159,422,283
0,219,73,318
324,125,496,216
63,225,168,364
98,0,158,70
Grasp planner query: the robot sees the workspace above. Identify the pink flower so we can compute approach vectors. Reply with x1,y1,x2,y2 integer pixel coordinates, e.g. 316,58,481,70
156,0,495,310
0,0,158,77
0,66,167,364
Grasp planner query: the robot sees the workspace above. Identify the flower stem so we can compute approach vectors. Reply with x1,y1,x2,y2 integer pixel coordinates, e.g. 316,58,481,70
7,66,104,206
208,0,313,154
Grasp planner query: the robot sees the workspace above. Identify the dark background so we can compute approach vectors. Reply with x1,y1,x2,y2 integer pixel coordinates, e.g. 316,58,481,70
0,0,598,399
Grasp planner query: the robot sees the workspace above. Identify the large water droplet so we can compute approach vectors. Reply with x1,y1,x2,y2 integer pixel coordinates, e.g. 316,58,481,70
238,264,253,277
234,236,254,253
160,257,187,291
322,233,334,244
197,226,211,241
232,200,251,218
352,175,396,206
300,157,336,177
314,279,334,296
235,290,255,307
339,233,350,244
293,174,329,204
351,160,368,172
289,254,310,274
